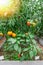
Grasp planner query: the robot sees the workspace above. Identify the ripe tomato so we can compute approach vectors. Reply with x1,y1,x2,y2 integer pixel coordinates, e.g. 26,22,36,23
18,54,21,58
27,22,31,26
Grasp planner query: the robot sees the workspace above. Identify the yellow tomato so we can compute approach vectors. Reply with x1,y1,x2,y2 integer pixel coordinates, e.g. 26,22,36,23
12,33,16,37
0,33,3,36
7,31,12,36
31,22,36,26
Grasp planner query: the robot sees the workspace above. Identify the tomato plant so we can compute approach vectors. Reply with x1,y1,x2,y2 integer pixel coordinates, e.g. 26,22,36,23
0,0,43,60
3,32,41,60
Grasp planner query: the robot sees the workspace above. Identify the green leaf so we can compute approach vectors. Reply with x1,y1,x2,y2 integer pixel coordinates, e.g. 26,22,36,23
23,48,29,52
17,34,22,37
32,39,36,45
17,37,20,40
29,34,34,39
17,41,20,44
14,44,19,51
20,39,25,42
7,38,16,44
26,39,30,43
20,55,25,61
18,47,21,54
29,51,33,59
37,46,42,53
33,47,37,56
21,34,26,37
6,45,13,51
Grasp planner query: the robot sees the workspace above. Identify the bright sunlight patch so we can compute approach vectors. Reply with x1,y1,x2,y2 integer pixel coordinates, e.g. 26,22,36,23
0,0,20,17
